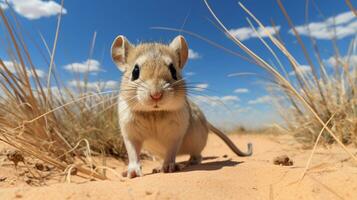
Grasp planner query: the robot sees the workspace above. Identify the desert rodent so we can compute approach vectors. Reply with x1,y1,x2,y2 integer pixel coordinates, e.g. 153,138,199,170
111,35,252,178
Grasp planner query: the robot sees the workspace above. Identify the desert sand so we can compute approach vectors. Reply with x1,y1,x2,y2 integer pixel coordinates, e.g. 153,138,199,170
1,133,357,200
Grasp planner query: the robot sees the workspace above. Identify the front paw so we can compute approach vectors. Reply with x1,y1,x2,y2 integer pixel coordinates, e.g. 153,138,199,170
122,163,142,178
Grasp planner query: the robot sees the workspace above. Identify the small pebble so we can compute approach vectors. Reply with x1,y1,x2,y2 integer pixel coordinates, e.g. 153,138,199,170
273,155,293,166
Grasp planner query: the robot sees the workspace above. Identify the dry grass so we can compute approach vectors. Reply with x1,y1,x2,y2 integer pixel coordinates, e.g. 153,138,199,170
269,1,357,147
201,0,357,179
201,0,356,149
0,5,126,181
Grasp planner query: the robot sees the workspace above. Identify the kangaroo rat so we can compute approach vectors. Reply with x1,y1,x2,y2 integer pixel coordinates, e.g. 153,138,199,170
111,35,252,178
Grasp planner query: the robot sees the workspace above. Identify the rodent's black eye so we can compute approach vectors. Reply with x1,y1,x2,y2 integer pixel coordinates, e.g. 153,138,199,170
168,63,177,80
131,64,140,81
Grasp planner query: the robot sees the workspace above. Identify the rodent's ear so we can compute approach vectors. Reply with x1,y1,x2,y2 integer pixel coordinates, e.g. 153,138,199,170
111,35,134,71
169,35,188,69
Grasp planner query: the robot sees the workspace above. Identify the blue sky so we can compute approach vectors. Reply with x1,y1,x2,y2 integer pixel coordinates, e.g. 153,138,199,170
0,0,356,129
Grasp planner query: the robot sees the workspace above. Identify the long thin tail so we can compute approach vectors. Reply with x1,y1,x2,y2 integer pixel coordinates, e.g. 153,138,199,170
208,122,253,157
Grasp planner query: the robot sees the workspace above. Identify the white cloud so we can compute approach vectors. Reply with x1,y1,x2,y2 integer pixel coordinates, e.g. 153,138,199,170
234,88,249,93
327,56,338,66
236,107,252,113
288,65,312,76
102,80,119,89
193,83,208,91
221,95,239,101
29,68,45,77
248,95,272,105
228,26,281,41
192,96,281,129
194,95,239,107
68,80,119,90
2,60,45,78
327,55,357,67
326,11,355,25
40,86,62,97
3,60,19,74
291,11,357,40
64,59,102,74
1,0,67,20
188,49,201,59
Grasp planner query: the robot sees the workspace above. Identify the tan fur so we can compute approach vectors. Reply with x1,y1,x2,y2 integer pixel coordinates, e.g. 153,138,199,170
111,35,252,178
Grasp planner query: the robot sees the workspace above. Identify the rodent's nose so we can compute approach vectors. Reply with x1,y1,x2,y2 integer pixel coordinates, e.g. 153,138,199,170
150,91,163,101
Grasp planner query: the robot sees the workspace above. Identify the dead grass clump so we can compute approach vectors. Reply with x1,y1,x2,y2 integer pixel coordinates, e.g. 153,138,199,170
268,3,356,147
60,90,127,158
200,0,357,180
202,0,356,148
0,5,125,181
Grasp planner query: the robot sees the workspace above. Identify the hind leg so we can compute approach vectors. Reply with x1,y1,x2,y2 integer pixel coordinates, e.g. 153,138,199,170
152,135,184,174
188,154,202,165
180,127,207,166
152,154,201,174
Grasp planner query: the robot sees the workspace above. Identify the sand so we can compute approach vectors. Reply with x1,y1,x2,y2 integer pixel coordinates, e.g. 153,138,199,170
1,133,357,200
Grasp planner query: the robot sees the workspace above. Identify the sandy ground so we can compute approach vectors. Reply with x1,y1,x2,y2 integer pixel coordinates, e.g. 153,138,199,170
1,133,357,200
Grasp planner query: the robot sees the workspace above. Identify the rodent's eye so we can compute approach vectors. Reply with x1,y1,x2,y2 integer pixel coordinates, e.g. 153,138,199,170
131,64,140,81
168,63,177,80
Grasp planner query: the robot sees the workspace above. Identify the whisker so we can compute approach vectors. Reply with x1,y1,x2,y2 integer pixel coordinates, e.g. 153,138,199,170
137,79,149,90
168,78,186,88
119,97,140,114
174,85,223,94
186,93,233,114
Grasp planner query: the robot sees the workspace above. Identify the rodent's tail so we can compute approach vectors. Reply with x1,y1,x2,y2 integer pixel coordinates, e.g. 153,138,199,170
208,122,253,157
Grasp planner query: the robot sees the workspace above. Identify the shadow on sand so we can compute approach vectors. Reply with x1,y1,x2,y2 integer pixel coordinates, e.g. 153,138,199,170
180,159,243,172
145,156,243,176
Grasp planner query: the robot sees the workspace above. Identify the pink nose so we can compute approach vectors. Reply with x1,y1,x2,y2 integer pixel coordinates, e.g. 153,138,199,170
150,92,162,101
